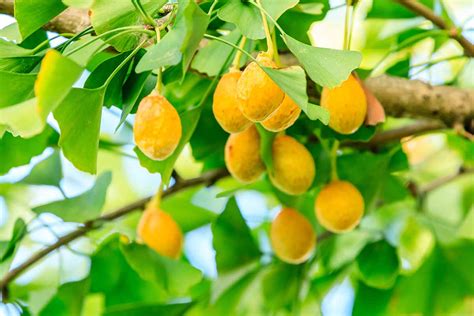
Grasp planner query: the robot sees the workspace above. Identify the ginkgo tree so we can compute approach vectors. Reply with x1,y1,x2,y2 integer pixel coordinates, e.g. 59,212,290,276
0,0,473,315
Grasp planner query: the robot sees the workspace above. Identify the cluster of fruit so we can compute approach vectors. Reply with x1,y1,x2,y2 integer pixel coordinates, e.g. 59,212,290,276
131,49,369,265
215,53,367,264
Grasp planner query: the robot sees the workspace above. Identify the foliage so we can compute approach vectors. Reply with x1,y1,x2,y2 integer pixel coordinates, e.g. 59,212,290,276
0,0,473,315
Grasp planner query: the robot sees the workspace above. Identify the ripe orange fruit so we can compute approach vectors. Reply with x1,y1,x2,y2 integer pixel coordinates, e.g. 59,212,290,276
269,135,315,195
315,180,364,233
137,202,183,259
261,94,301,132
133,95,182,160
270,207,316,264
213,71,252,133
321,74,367,134
225,125,265,183
237,52,284,122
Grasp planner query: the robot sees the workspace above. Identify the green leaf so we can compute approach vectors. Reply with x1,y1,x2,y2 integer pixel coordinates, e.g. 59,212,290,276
217,0,298,40
117,52,152,130
284,34,362,88
32,172,112,222
398,216,435,274
90,236,168,308
0,70,36,108
352,282,393,316
54,87,105,174
135,106,203,184
91,0,167,52
0,126,57,175
212,197,261,273
161,187,218,232
192,29,242,77
319,229,371,271
84,51,133,108
255,124,275,171
120,242,202,296
103,303,193,316
39,279,90,316
62,0,93,9
136,0,209,73
0,50,83,138
262,263,301,310
207,269,260,315
262,66,329,123
458,207,474,239
0,219,27,262
20,150,63,187
390,245,474,315
279,1,330,44
0,56,42,73
357,240,400,289
15,0,66,39
0,39,33,58
337,151,391,210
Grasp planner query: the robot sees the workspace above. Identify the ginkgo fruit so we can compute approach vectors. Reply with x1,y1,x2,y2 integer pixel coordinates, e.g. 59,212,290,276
134,94,182,160
269,135,315,195
321,74,367,134
262,94,301,132
315,180,364,233
225,125,265,183
270,207,316,264
237,52,284,122
137,203,183,259
213,71,252,133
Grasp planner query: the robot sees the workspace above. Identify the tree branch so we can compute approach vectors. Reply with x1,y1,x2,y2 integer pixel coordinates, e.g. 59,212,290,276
0,168,229,299
344,120,446,149
394,0,474,57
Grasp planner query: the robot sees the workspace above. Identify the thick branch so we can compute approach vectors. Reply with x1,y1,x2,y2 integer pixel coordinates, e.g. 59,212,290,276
364,75,474,129
344,120,446,149
395,0,474,57
0,168,229,298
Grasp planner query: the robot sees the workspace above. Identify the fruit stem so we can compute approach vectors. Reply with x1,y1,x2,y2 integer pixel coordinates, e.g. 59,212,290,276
155,30,163,94
154,184,164,207
64,26,152,57
256,0,274,58
104,39,148,88
331,140,340,181
207,0,219,16
347,1,358,50
204,34,257,63
343,0,353,50
272,30,282,67
132,0,157,27
230,36,247,71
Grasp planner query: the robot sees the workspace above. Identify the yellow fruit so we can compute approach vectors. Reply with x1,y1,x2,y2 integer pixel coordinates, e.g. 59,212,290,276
213,71,252,133
269,135,315,195
321,74,367,134
137,203,183,259
133,95,182,160
315,180,364,233
262,94,301,132
225,125,265,183
270,207,316,264
237,52,285,122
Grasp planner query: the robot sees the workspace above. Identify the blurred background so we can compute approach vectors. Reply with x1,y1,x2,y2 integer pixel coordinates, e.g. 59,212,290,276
1,0,473,315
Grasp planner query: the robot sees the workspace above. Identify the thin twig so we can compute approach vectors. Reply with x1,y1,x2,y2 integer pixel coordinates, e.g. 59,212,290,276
395,0,474,57
342,120,446,149
0,169,229,298
420,166,472,193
